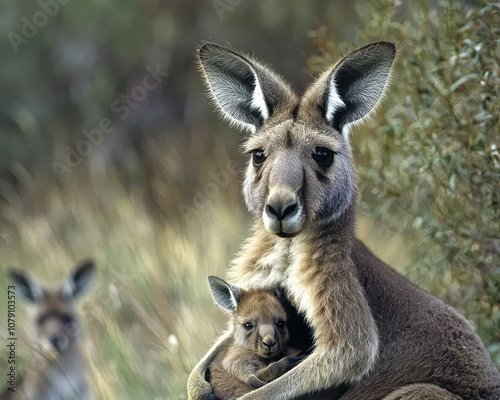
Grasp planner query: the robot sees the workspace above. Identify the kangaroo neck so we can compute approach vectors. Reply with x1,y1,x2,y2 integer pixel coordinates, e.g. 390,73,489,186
230,201,356,289
300,201,356,254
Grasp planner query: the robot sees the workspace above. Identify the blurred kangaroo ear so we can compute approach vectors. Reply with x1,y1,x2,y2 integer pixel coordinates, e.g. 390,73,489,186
208,275,242,311
198,43,295,133
9,269,43,303
63,260,96,299
312,41,396,136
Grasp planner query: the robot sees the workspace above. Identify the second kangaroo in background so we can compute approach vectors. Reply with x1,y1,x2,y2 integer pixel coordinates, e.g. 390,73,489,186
1,260,96,400
207,276,305,400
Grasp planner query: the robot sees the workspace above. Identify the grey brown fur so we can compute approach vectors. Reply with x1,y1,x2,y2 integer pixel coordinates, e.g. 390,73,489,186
208,276,304,400
1,261,95,400
188,42,500,399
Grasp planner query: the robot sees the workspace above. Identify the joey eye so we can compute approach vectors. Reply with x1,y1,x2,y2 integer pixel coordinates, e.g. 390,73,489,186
277,320,286,329
252,149,266,167
243,322,254,331
312,147,334,167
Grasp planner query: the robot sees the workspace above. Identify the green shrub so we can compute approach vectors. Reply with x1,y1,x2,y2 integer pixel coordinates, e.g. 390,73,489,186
309,0,499,365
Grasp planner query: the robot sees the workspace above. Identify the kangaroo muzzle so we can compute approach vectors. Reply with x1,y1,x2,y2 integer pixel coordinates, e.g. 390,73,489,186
263,187,304,237
259,324,279,357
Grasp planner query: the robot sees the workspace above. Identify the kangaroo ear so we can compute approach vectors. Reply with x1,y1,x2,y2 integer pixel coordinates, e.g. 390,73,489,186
198,43,295,133
8,269,44,303
208,275,242,311
63,260,96,299
274,286,285,300
318,42,396,136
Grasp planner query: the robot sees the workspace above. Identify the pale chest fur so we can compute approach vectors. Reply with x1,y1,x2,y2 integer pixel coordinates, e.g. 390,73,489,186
231,239,317,325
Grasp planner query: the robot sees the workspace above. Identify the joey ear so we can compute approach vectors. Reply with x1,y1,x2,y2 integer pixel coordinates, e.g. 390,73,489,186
8,269,44,303
198,43,295,133
274,286,285,300
63,260,96,299
207,275,242,311
321,41,396,135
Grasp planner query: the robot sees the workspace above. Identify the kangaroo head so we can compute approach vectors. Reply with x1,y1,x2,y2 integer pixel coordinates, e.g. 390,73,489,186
9,260,95,356
208,276,289,359
198,42,395,237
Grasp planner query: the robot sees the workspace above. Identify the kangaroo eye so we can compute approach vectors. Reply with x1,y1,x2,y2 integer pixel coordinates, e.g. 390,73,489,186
243,322,254,331
252,149,266,167
59,314,74,325
277,320,286,329
312,147,334,167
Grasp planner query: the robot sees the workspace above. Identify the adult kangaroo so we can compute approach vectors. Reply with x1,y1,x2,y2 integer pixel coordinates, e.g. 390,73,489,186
188,42,500,400
1,261,95,400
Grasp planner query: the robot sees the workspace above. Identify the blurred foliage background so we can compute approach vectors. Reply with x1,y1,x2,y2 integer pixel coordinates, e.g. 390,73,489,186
0,0,498,398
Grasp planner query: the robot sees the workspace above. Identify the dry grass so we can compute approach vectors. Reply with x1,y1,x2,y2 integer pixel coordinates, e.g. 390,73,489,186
0,176,239,398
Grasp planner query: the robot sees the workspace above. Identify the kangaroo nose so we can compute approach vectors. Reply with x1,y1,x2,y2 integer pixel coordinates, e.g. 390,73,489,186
50,335,67,353
262,338,277,349
266,198,298,222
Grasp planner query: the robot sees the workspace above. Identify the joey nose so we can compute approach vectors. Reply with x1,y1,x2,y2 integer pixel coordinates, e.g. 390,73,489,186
263,338,277,349
266,197,298,222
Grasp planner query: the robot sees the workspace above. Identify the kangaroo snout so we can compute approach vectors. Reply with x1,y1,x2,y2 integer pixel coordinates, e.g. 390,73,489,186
264,188,303,236
259,324,279,356
266,197,298,222
50,333,69,353
262,337,277,350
